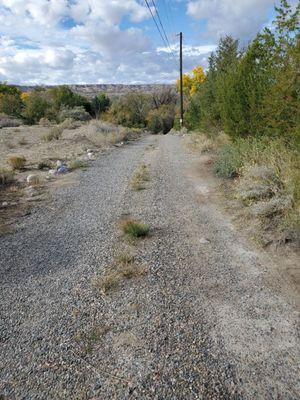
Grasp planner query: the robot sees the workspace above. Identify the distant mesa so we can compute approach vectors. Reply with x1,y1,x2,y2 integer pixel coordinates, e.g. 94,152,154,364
16,84,174,98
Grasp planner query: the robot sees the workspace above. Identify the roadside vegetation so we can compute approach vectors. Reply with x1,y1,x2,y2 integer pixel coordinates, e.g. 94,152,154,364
181,0,299,245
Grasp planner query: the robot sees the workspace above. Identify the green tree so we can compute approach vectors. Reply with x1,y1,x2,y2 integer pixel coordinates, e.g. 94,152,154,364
49,86,91,113
92,93,111,118
22,91,51,124
106,93,151,128
147,105,175,134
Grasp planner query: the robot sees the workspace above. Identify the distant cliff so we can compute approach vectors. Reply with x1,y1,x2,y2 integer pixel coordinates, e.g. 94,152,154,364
17,84,174,98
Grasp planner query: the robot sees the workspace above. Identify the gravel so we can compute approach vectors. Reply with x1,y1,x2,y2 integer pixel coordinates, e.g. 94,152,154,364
0,134,299,399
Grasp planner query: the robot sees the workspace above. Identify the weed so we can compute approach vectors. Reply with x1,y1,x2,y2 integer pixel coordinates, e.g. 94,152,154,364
18,137,28,146
131,164,150,191
42,126,63,142
119,263,147,279
37,161,52,170
7,155,26,170
0,168,14,186
60,118,80,130
116,252,135,265
121,219,149,238
75,325,110,353
5,141,15,149
27,174,41,186
68,159,88,171
39,117,51,127
115,252,147,278
93,272,121,294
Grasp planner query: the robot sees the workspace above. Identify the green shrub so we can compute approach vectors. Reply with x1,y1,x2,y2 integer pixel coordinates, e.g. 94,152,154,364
213,144,242,178
121,219,150,238
147,105,175,134
22,92,51,124
0,93,23,117
91,93,111,117
58,106,91,122
49,86,91,112
105,93,151,128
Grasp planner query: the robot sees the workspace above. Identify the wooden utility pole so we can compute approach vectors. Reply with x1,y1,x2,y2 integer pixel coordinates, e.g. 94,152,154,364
179,32,184,128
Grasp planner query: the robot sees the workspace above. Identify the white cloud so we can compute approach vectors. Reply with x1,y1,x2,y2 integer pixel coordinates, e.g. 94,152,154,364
158,44,217,57
2,0,285,85
187,0,275,40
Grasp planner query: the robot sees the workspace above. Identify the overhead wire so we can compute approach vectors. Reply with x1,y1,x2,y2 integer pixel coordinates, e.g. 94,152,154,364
162,0,177,49
150,0,174,56
144,0,169,49
144,0,178,70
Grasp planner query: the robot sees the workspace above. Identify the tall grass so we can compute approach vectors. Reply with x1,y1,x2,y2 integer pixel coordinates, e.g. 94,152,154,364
213,135,300,242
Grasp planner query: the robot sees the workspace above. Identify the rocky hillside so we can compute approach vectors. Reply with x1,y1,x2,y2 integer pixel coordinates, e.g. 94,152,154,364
17,84,174,98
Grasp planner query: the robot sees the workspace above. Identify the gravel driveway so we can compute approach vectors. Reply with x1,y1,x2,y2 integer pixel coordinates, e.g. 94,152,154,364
0,134,299,399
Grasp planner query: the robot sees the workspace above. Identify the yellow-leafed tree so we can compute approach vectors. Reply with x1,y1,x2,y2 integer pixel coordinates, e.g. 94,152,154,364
176,66,205,96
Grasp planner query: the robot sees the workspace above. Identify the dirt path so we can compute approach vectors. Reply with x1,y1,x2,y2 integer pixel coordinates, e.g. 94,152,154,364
0,134,299,399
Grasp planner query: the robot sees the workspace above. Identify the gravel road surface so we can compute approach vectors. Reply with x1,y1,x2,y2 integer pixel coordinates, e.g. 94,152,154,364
0,134,299,399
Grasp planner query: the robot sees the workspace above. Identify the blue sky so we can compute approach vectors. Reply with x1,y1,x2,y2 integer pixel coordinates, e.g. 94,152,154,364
0,0,291,85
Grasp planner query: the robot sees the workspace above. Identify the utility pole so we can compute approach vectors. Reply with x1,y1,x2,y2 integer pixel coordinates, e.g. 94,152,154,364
179,32,184,128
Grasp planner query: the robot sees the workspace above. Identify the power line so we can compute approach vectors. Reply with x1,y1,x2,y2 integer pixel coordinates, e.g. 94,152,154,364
144,0,178,72
150,0,173,55
144,0,169,49
162,0,176,42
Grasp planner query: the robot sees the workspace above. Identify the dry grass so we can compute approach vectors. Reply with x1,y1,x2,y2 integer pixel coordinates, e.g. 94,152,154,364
0,168,14,186
39,117,51,127
68,159,88,171
42,125,63,142
116,252,147,278
92,251,147,295
85,120,139,147
121,219,150,238
27,175,41,187
131,164,150,191
18,137,28,146
75,324,110,353
119,262,147,279
93,272,121,294
116,252,135,265
184,131,230,154
7,155,26,170
60,118,80,130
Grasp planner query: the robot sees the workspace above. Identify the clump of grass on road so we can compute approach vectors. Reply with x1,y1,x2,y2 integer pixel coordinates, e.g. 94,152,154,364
93,272,121,294
121,219,149,238
116,252,147,278
131,164,150,191
75,324,110,353
93,252,147,295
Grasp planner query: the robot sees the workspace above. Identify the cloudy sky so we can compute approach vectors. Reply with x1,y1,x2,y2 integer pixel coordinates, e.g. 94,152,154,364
0,0,291,85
